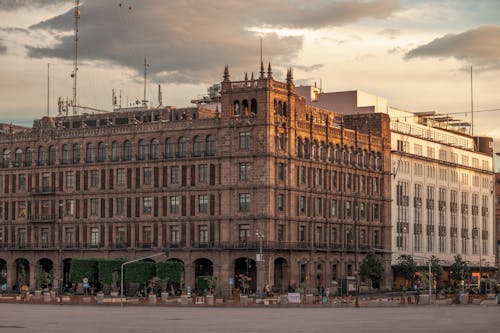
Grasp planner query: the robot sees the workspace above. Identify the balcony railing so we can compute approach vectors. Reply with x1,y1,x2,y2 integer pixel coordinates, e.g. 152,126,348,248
30,214,56,223
2,241,376,252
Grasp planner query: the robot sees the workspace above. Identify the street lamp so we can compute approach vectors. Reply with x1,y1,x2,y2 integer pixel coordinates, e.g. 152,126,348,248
373,248,432,305
120,251,167,307
255,230,264,297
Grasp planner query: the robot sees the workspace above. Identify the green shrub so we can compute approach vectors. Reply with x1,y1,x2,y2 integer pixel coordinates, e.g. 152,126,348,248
156,261,183,284
124,261,155,284
69,259,98,284
97,259,125,287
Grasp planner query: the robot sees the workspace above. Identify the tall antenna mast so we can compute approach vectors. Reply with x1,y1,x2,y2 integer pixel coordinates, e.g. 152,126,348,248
260,36,263,65
143,57,149,106
470,66,474,137
72,0,80,114
47,63,50,117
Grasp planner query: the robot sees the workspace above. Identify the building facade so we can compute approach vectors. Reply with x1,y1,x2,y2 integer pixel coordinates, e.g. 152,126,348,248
295,87,496,285
0,66,392,295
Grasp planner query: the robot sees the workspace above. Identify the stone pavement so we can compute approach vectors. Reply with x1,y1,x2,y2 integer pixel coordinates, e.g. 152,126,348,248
0,303,499,333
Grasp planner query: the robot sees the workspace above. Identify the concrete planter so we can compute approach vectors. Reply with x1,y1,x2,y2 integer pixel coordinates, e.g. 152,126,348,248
161,292,169,304
110,291,119,297
180,295,189,305
148,294,157,305
240,295,248,306
280,295,288,305
305,294,314,304
206,295,214,305
34,290,42,300
43,292,52,303
96,293,105,304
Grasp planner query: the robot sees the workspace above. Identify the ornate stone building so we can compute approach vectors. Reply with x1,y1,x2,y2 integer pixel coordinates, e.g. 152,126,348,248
0,64,391,295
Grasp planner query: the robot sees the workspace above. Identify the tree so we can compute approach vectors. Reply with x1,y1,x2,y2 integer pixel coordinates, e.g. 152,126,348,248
450,255,469,290
394,254,417,287
97,259,124,292
69,259,98,285
359,252,385,289
430,256,444,292
156,260,184,292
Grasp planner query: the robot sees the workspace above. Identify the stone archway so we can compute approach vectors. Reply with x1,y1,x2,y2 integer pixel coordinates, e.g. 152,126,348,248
36,258,54,290
15,258,30,289
0,258,6,289
62,258,72,292
165,258,184,294
273,257,289,292
194,258,213,291
234,257,256,294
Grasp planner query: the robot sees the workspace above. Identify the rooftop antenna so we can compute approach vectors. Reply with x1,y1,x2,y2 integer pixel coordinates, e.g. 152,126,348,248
47,63,50,117
142,57,149,107
470,66,474,137
71,0,80,115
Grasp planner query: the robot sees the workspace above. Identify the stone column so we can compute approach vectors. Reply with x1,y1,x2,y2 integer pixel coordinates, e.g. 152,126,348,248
7,259,16,291
184,263,194,293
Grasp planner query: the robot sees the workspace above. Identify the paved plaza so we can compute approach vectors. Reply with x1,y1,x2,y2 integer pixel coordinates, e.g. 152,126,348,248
0,304,498,333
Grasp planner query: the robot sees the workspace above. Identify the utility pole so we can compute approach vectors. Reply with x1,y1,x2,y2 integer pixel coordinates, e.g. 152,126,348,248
256,230,264,297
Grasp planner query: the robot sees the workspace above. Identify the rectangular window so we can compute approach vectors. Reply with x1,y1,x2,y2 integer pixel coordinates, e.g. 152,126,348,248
90,198,99,216
90,227,99,246
299,225,306,242
299,196,306,214
239,193,250,211
116,227,126,247
170,196,179,214
198,195,208,213
239,162,251,180
170,166,179,184
277,224,284,242
331,199,337,217
65,228,74,247
239,224,250,243
19,174,26,191
41,228,49,248
65,199,75,217
90,170,99,188
239,132,251,149
65,171,74,189
277,194,284,211
143,167,152,186
278,163,285,181
117,168,125,186
345,201,352,217
143,196,152,214
142,226,152,248
116,197,124,216
198,164,207,183
170,225,180,245
17,201,26,218
199,225,209,244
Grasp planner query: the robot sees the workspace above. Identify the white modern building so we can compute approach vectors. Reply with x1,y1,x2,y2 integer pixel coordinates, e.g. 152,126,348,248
296,86,496,284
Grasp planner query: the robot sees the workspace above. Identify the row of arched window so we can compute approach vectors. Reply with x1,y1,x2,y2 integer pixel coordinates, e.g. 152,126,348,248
233,99,257,116
1,135,217,167
296,137,382,170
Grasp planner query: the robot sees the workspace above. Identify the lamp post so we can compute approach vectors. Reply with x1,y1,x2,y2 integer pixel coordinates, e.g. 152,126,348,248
255,230,264,297
120,251,167,307
373,248,432,305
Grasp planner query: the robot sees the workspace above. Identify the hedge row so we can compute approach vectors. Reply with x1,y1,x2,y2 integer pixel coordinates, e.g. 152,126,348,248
69,259,183,286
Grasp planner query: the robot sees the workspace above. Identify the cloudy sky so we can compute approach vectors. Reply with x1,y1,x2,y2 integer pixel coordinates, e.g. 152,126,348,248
1,0,499,146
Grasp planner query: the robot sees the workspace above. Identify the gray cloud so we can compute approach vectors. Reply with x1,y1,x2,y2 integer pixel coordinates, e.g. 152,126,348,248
0,0,67,11
387,46,404,54
293,64,324,72
24,0,401,84
380,28,400,39
405,25,500,71
0,41,6,54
